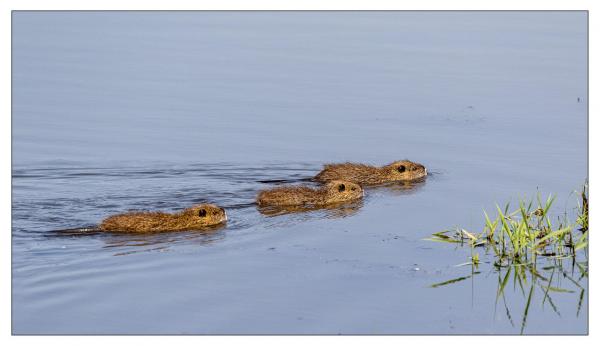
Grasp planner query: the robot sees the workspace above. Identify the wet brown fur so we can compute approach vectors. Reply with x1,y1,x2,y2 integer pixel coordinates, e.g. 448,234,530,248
99,204,227,233
256,180,363,207
314,160,427,185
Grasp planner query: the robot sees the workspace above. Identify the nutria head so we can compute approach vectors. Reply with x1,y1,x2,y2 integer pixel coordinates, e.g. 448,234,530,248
323,180,364,204
181,204,227,227
384,160,427,181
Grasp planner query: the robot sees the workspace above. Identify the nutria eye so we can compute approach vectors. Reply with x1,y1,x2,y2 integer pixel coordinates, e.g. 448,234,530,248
198,209,207,217
397,165,406,173
351,187,356,191
338,184,346,192
213,211,219,215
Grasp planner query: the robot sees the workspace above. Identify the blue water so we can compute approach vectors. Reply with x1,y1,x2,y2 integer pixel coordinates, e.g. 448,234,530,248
12,11,587,334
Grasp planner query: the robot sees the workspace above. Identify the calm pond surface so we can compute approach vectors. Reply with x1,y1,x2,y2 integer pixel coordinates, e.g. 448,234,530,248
12,11,587,334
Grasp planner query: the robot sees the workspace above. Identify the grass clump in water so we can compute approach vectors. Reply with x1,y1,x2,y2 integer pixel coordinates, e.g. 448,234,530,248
426,183,588,334
426,183,588,267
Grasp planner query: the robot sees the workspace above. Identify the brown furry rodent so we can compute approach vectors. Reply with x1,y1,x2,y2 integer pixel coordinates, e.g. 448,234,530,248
314,160,427,185
256,180,363,207
99,204,227,233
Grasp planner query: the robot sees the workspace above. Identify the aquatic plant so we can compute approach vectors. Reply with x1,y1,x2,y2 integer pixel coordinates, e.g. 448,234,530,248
426,183,588,334
426,183,589,267
429,251,587,334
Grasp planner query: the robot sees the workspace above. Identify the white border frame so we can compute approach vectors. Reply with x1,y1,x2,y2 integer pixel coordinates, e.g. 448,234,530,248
2,1,595,345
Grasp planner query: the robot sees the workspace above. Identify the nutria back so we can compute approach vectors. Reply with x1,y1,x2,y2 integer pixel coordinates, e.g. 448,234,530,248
256,180,363,208
99,203,227,233
314,160,427,185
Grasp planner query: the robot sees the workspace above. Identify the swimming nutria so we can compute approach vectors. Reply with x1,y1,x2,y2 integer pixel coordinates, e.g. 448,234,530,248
256,180,363,207
99,204,227,233
314,160,427,185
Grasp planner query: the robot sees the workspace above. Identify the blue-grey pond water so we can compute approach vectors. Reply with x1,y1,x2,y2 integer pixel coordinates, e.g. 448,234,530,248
12,11,587,334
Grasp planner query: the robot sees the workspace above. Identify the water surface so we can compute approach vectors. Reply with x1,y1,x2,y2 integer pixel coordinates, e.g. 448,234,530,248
12,11,587,334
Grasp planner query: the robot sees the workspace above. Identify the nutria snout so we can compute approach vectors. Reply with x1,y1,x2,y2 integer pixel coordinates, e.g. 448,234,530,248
256,180,363,208
99,203,227,233
314,160,427,186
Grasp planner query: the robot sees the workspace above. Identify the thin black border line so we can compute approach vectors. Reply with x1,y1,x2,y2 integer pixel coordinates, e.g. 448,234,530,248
10,10,590,336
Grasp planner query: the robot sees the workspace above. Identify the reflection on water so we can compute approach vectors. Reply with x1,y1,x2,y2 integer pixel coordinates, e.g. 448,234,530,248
366,176,427,196
48,224,228,256
103,225,227,256
43,224,226,256
47,227,105,236
430,256,588,334
257,199,364,218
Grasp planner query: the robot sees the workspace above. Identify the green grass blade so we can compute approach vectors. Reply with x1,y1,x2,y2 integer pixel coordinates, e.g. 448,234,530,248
520,285,534,334
430,274,475,288
534,227,572,248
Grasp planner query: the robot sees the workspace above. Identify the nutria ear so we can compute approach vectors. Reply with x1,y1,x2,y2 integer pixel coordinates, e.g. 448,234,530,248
198,209,207,217
397,165,406,173
338,183,346,192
